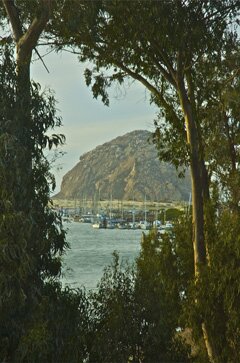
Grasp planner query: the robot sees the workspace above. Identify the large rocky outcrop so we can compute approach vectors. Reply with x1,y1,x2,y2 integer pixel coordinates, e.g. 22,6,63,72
55,130,191,201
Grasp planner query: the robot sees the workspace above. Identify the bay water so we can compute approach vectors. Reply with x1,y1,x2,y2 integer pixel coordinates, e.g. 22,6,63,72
61,222,143,290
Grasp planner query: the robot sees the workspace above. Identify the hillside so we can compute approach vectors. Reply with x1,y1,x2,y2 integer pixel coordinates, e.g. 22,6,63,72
55,130,191,202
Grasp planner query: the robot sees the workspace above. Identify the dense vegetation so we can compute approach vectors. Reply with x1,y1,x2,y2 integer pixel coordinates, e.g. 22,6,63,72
0,45,68,362
0,1,239,362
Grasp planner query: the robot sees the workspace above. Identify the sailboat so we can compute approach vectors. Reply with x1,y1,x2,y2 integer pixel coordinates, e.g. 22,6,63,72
140,195,151,230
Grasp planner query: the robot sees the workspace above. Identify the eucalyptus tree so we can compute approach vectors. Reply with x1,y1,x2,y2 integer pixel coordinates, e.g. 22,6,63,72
0,2,68,360
153,44,240,211
49,1,240,361
1,0,51,189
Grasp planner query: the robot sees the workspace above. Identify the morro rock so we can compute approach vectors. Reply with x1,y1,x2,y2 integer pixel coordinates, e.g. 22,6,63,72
55,130,191,202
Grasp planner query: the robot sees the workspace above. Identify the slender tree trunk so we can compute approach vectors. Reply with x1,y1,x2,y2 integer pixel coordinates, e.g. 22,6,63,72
177,78,220,363
178,79,206,273
2,0,51,212
202,322,220,363
15,47,33,212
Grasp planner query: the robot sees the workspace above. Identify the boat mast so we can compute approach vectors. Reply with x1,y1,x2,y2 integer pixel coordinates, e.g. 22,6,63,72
144,194,147,223
109,192,112,220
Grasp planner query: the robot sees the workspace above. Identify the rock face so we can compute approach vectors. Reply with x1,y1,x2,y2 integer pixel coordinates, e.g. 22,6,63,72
56,130,191,201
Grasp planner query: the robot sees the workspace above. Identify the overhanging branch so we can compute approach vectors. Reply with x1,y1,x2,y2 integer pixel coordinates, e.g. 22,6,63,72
114,60,182,127
2,0,23,41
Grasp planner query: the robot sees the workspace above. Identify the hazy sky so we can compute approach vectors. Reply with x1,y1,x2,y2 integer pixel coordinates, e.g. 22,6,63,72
31,50,157,193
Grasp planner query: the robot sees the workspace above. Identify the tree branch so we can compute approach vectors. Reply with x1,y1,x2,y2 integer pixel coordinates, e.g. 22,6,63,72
18,0,52,61
114,60,182,127
203,2,240,22
34,47,49,73
149,53,177,88
150,39,177,83
2,0,23,41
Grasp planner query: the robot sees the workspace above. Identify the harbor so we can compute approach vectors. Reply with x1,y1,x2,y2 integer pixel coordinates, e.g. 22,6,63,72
53,197,188,229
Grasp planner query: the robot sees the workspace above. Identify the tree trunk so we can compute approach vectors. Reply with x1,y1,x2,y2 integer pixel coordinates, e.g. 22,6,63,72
2,0,51,212
202,322,220,363
1,3,52,360
178,79,206,273
15,58,33,212
177,78,220,363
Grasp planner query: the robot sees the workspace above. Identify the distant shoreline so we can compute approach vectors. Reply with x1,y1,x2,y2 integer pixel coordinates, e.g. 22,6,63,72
52,198,186,212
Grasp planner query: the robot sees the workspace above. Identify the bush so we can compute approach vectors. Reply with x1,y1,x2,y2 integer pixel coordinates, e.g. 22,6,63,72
88,243,191,363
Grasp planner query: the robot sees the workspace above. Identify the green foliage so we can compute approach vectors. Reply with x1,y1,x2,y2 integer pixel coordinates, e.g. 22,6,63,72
165,208,183,221
87,252,140,362
176,208,240,362
136,213,240,362
199,212,240,362
15,282,89,363
135,231,190,362
0,46,67,361
88,244,191,363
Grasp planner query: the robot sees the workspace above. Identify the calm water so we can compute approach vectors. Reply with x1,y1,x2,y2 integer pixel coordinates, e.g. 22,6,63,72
61,222,143,290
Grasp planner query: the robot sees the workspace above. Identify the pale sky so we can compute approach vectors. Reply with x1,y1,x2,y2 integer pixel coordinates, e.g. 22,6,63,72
31,50,157,193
